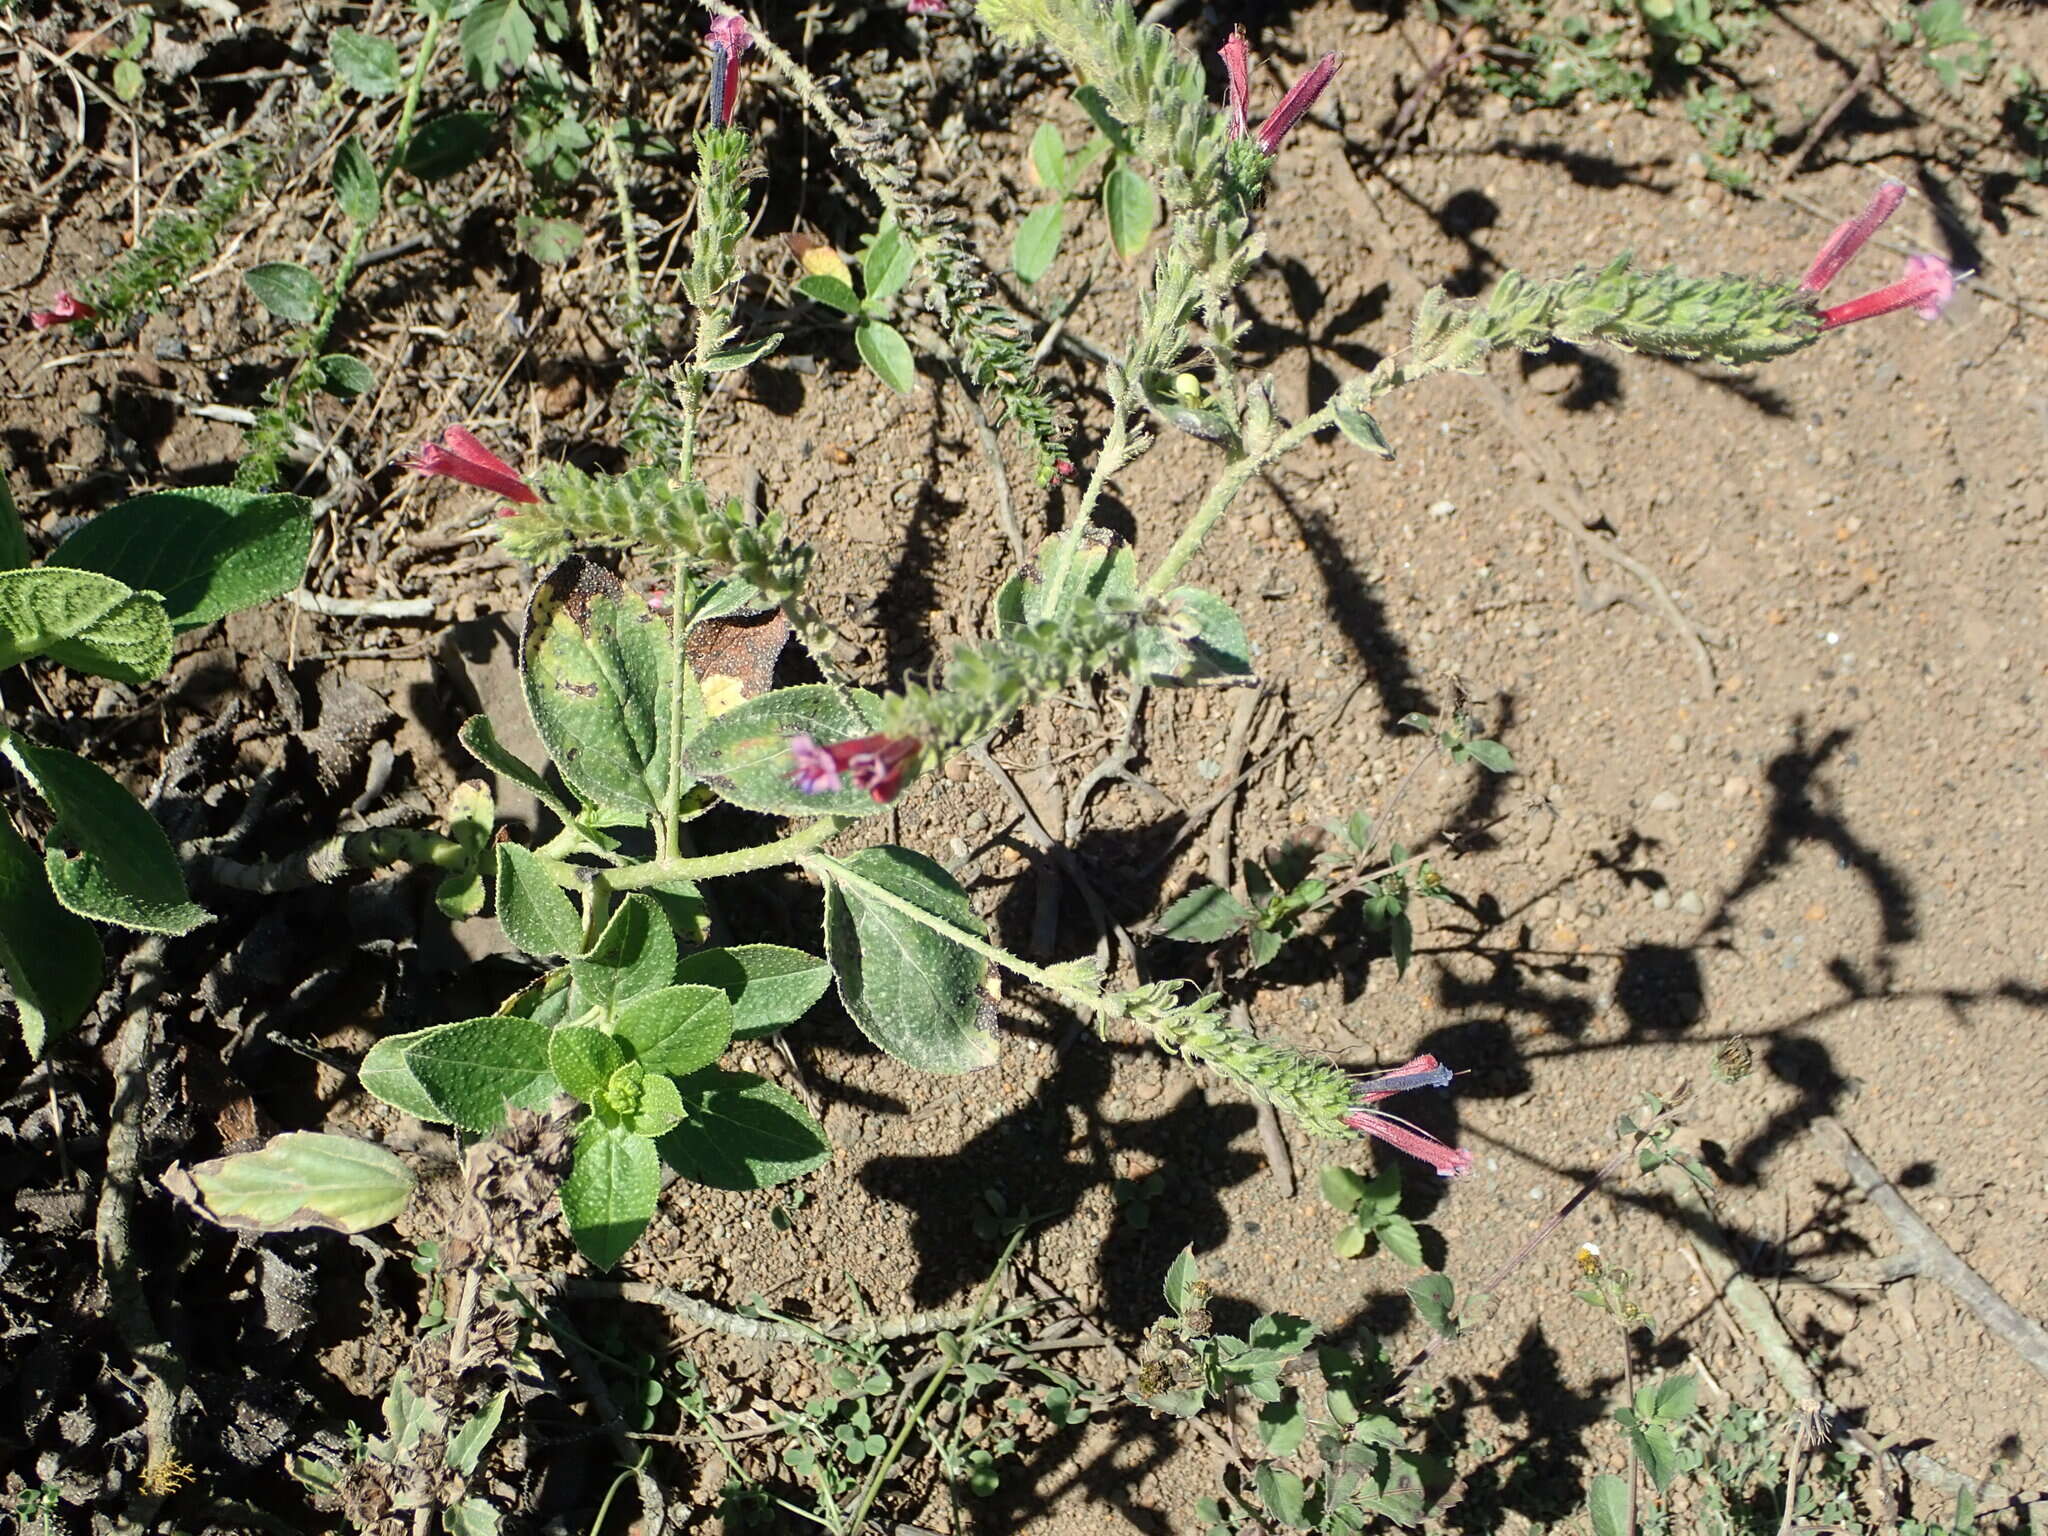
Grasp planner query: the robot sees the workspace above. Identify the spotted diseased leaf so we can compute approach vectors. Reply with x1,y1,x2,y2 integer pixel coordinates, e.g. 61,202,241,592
48,486,314,632
3,738,206,934
820,847,996,1075
517,215,584,266
462,0,536,89
655,1069,828,1190
520,556,674,814
0,568,169,684
560,1117,658,1270
1408,1272,1458,1339
177,1131,415,1234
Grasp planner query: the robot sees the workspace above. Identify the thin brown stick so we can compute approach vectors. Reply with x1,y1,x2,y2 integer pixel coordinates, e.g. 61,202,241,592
1815,1116,2048,1386
1785,39,1896,172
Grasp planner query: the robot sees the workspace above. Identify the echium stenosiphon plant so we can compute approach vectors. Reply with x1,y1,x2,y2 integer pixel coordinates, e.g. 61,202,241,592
363,7,1970,1269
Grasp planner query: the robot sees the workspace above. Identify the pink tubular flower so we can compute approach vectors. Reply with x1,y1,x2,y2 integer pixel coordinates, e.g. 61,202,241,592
1819,253,1958,330
707,15,752,127
1256,52,1341,156
407,427,539,506
907,0,949,13
1221,29,1252,141
1798,180,1906,294
1342,1053,1474,1178
30,290,96,330
787,733,921,803
1790,179,1965,333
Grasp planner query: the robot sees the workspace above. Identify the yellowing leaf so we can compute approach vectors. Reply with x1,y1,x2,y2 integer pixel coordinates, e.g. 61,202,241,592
798,243,853,286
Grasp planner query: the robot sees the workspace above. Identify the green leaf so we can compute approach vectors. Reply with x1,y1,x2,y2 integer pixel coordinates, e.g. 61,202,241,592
675,944,830,1039
494,842,580,959
1318,1165,1367,1210
1162,1246,1199,1313
1028,122,1069,195
855,320,917,394
0,568,170,683
520,555,673,815
861,219,915,305
1011,203,1064,285
358,1032,444,1122
820,846,995,1074
49,486,313,632
244,261,323,325
654,1068,828,1190
549,1025,625,1104
1588,1474,1630,1536
1463,737,1515,773
1135,585,1254,686
112,57,144,103
1634,1422,1682,1494
0,469,28,573
3,739,206,934
1334,401,1395,460
332,136,380,225
999,532,1137,632
444,1391,508,1476
381,1369,444,1455
1102,163,1159,262
570,893,677,1018
702,330,783,373
1253,1465,1308,1529
459,712,574,820
1332,1222,1367,1259
1407,1272,1458,1338
614,984,732,1077
516,214,583,265
1379,1215,1426,1268
619,1067,684,1137
1153,884,1250,944
1245,924,1283,970
445,1499,501,1536
462,0,535,88
402,111,498,181
796,273,862,316
0,814,102,1057
182,1131,415,1234
681,683,885,817
1257,1393,1308,1457
561,1117,658,1270
331,27,401,96
1072,86,1134,155
405,1016,557,1133
1651,1373,1698,1423
317,354,376,400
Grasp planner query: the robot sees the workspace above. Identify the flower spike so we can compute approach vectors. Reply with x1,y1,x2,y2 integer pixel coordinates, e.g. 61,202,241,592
407,427,540,506
1342,1053,1473,1178
1819,253,1959,330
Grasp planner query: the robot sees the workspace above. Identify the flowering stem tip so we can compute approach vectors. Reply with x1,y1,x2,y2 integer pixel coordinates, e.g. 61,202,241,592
707,15,752,127
1791,178,1963,333
30,290,96,330
1219,29,1341,157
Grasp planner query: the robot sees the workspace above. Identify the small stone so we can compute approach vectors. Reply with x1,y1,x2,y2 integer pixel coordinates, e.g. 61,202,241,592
1649,790,1682,813
1531,896,1559,919
1651,888,1673,911
1427,499,1458,518
1666,733,1689,754
1720,776,1749,802
1676,889,1705,915
964,810,988,833
942,757,971,783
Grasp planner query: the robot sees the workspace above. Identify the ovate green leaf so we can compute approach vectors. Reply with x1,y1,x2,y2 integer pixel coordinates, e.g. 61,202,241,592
0,814,102,1057
560,1117,658,1270
244,261,323,325
655,1069,828,1190
182,1131,414,1233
